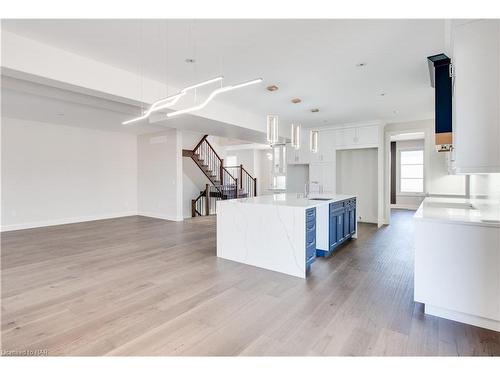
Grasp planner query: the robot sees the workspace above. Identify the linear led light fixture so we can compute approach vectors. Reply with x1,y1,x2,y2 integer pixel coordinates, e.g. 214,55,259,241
310,130,319,153
266,114,279,145
122,76,224,125
291,123,301,149
166,78,263,118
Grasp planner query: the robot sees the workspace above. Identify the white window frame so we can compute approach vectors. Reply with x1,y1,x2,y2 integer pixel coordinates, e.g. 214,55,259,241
397,147,425,196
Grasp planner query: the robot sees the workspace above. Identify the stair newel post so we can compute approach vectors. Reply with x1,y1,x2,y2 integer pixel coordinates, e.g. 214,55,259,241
240,164,243,189
205,184,210,215
254,177,257,197
191,199,196,217
220,159,223,185
235,179,239,199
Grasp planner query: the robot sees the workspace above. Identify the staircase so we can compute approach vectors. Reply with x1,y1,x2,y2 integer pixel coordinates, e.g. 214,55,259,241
183,135,257,217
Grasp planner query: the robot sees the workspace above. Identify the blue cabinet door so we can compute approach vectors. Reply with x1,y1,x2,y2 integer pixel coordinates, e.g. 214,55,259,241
349,206,356,234
343,208,349,238
336,211,344,242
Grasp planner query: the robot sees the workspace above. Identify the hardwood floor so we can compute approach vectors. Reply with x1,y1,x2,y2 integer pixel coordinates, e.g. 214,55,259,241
1,210,499,356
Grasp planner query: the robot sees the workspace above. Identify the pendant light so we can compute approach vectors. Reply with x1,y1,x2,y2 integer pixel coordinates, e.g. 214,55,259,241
167,78,262,118
291,123,301,149
122,76,224,125
267,115,279,145
310,130,319,153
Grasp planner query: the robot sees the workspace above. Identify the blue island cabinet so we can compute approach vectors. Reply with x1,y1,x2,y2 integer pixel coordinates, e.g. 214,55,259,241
318,198,356,258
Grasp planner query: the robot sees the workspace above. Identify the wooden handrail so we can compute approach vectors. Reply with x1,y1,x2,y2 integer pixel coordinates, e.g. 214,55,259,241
192,135,208,154
223,165,257,182
240,165,257,182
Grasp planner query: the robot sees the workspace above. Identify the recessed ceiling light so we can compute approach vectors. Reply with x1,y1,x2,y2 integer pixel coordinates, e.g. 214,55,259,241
356,62,367,67
266,85,279,92
310,108,320,113
185,58,195,63
291,98,301,104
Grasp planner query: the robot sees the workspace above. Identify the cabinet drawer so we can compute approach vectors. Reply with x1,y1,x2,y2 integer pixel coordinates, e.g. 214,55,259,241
306,208,316,222
330,201,344,211
306,218,316,231
306,225,316,242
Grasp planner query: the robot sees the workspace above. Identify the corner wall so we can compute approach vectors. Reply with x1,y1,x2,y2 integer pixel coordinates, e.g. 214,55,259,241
137,129,183,221
1,118,138,231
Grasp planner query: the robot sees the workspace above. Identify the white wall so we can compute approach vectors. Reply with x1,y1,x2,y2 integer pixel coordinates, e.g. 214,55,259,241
470,173,500,200
1,117,137,231
137,129,183,221
336,148,378,223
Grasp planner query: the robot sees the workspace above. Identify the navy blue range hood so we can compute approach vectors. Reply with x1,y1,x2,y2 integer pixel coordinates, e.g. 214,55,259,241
427,53,453,152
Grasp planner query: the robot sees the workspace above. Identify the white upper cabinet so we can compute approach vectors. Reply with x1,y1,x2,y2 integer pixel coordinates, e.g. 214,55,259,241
334,128,356,148
334,125,379,150
453,19,500,173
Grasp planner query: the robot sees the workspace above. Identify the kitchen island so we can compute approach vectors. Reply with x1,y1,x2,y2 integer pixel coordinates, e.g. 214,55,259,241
216,193,357,278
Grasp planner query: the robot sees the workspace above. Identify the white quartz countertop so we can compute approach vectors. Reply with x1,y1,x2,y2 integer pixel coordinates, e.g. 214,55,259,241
414,197,500,227
219,193,356,209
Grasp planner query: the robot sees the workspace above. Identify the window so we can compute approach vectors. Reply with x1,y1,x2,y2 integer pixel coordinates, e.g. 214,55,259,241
399,149,424,193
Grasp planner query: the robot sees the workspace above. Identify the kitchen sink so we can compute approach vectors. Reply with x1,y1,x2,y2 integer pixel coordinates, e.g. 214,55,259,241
309,198,332,201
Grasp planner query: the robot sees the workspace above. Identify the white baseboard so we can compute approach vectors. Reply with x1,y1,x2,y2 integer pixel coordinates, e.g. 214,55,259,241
1,211,138,232
358,216,378,224
425,304,500,332
1,210,187,232
391,204,419,210
137,212,184,222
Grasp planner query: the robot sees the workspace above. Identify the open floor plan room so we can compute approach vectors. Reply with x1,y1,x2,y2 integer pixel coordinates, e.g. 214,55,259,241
1,12,500,366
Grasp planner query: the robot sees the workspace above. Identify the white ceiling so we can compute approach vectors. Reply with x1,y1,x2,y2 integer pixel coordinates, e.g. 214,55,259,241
1,78,271,143
2,19,444,127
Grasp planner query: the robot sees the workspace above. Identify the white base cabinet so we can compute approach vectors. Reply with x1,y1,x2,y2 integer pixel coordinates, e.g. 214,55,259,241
414,217,500,332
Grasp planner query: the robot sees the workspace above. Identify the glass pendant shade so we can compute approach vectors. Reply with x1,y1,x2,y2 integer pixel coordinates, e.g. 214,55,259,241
266,115,279,145
291,123,301,149
310,130,319,153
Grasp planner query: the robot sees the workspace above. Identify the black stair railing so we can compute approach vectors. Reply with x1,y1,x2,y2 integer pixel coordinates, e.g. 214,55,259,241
186,135,258,217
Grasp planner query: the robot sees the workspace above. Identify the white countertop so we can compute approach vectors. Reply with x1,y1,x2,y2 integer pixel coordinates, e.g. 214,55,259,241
414,197,500,227
219,193,356,209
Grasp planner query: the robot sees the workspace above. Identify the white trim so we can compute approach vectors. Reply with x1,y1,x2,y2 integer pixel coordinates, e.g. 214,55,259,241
425,304,500,333
137,212,184,222
358,216,379,224
391,203,419,210
311,119,385,131
384,126,432,226
1,211,186,232
1,211,138,232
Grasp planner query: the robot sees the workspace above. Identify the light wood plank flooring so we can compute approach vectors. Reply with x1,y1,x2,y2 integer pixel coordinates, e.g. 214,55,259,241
1,210,499,356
